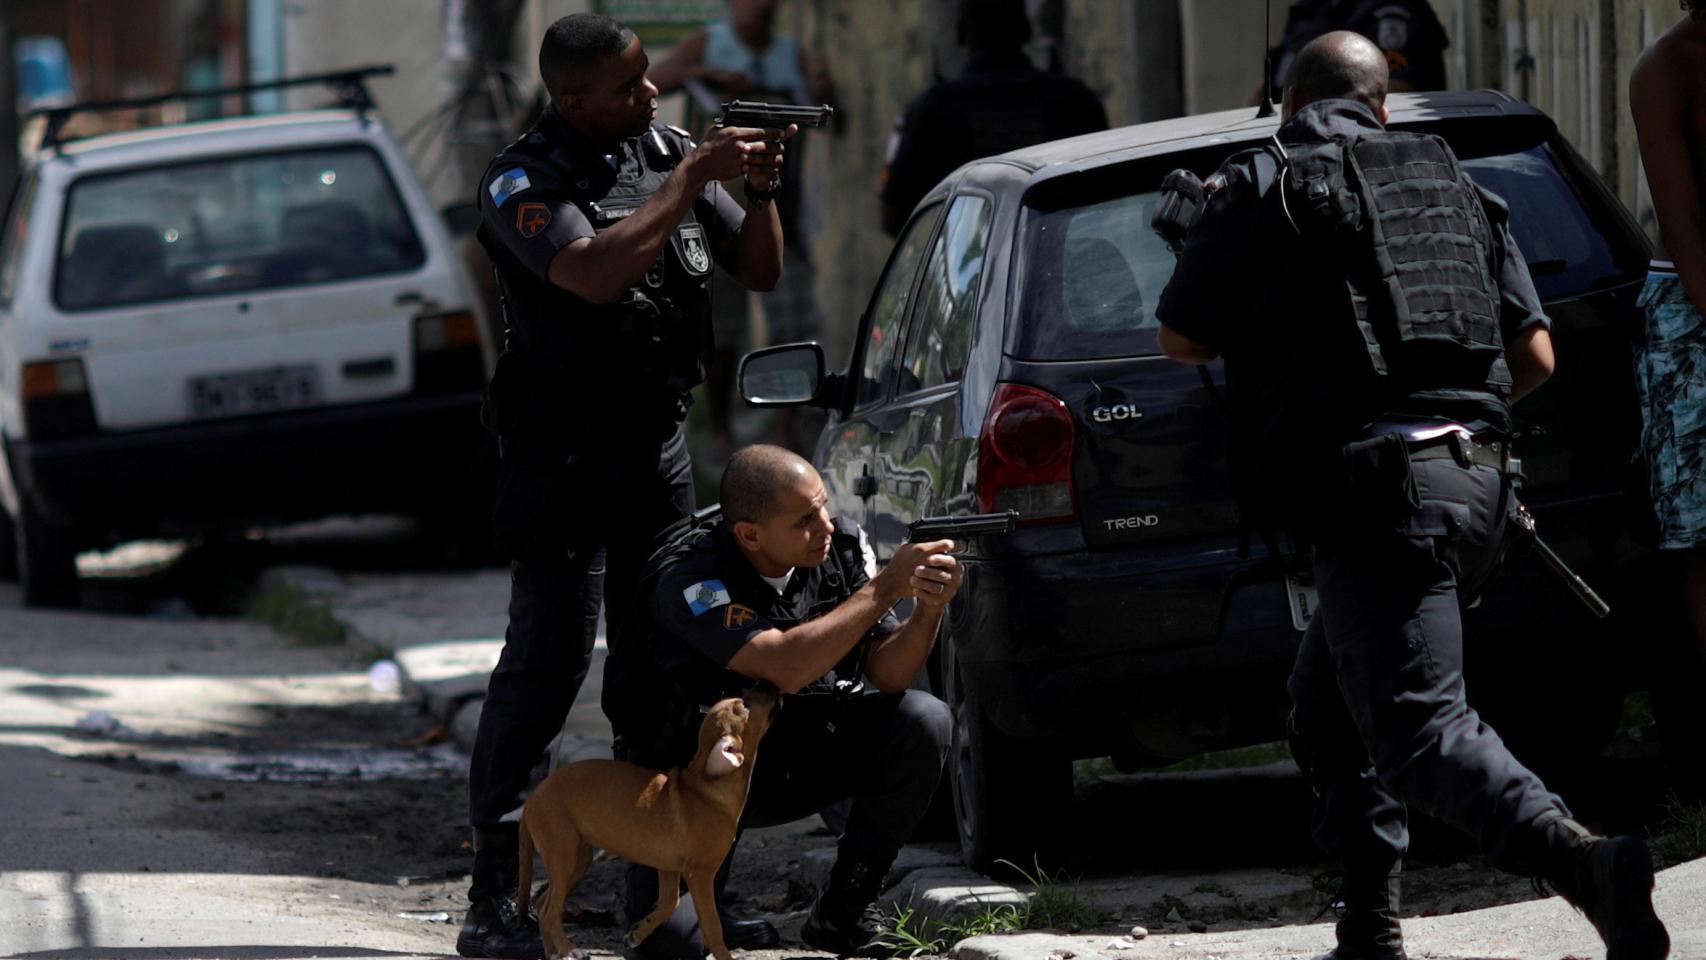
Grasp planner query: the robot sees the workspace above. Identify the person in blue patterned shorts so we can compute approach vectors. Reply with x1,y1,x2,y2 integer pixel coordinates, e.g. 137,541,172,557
1633,4,1706,548
1631,0,1706,787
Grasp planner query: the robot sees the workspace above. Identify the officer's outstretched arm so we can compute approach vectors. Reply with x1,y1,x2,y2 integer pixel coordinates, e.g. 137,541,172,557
726,539,950,694
864,550,962,694
545,125,779,303
1158,324,1220,365
1506,324,1555,403
724,130,794,293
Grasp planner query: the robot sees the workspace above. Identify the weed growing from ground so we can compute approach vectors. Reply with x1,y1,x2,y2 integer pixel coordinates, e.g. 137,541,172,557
997,858,1103,932
1652,791,1706,865
247,582,346,647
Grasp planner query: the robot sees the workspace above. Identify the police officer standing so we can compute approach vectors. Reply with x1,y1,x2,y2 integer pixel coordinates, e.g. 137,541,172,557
617,444,957,959
1259,0,1449,102
879,0,1106,236
1156,32,1668,960
460,14,794,959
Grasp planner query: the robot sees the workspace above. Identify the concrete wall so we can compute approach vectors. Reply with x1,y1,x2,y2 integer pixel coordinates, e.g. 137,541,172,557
1424,0,1676,239
277,0,457,200
276,0,596,208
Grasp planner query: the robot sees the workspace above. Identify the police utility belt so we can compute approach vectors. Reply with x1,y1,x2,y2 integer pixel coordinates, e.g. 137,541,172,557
1368,422,1514,474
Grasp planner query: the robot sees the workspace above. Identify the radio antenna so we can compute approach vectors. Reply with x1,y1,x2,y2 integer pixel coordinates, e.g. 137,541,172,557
1256,0,1276,118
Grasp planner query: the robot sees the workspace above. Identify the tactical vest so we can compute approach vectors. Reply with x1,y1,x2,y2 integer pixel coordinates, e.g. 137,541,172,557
1275,130,1512,414
479,123,714,460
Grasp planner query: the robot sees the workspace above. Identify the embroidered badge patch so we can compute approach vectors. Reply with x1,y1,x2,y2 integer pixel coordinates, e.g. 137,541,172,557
679,223,711,274
516,201,551,238
1374,8,1411,50
487,167,531,208
724,604,757,630
683,580,732,615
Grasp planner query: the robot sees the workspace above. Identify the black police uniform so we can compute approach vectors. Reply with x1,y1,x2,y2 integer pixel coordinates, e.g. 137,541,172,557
880,51,1106,233
619,514,951,959
1155,99,1574,952
1270,0,1449,93
466,107,746,903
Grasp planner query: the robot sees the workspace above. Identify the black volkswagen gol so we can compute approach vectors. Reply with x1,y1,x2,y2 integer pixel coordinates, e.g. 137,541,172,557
740,90,1665,871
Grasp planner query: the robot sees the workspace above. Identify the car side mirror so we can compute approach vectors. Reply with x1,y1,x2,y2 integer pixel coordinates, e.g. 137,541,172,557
740,342,826,407
442,202,480,235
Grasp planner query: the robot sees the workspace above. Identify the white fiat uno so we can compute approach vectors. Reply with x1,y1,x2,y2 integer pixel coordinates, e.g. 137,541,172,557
0,69,490,606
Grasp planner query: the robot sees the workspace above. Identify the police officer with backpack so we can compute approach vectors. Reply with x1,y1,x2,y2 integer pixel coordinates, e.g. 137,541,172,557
1155,32,1668,960
460,13,793,959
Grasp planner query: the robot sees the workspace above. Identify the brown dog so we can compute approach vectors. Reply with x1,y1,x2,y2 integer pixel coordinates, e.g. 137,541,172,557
517,689,778,960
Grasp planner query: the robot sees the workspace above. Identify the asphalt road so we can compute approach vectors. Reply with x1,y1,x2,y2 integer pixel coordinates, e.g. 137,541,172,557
3,521,1702,960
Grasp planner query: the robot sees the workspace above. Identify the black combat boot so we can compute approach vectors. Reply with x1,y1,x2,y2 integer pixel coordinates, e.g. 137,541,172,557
457,826,544,960
799,855,891,956
1322,858,1406,960
1533,813,1669,960
721,913,781,950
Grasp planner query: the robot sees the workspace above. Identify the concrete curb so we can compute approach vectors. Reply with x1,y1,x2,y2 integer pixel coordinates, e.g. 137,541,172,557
259,564,615,770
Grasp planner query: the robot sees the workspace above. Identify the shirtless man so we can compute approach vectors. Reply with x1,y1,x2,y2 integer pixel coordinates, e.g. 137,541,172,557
1630,0,1706,779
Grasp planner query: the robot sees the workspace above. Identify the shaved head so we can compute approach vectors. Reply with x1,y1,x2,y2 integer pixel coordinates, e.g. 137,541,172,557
721,445,816,525
1283,30,1389,116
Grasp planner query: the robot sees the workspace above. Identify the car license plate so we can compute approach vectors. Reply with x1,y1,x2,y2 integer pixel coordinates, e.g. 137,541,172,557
189,365,320,418
1286,574,1318,632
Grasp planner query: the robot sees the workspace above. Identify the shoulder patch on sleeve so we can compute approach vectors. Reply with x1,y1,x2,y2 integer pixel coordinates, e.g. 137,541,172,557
487,167,532,208
683,579,732,615
516,201,551,238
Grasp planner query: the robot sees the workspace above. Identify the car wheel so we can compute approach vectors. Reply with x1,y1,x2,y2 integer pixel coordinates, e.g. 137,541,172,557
0,505,19,582
943,639,1072,874
17,495,79,608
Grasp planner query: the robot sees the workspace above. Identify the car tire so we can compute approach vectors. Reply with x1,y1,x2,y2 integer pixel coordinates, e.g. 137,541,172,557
943,639,1072,874
0,505,19,582
17,495,79,608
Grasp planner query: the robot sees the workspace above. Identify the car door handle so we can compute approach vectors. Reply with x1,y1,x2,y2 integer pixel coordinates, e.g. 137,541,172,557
394,290,424,306
343,357,396,379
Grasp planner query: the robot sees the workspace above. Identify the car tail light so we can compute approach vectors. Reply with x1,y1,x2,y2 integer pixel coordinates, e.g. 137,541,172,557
976,382,1075,523
414,310,485,394
21,358,97,441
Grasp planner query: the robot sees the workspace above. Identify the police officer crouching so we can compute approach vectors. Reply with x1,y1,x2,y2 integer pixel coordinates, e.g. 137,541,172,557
1155,32,1668,960
612,444,957,959
461,13,795,959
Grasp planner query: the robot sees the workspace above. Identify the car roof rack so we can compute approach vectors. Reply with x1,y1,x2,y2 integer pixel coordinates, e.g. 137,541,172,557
23,64,396,153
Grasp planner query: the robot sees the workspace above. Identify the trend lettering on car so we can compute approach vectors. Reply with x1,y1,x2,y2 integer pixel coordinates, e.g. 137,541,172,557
1104,515,1161,531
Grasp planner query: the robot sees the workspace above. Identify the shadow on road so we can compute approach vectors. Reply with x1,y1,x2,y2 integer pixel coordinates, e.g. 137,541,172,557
71,515,501,620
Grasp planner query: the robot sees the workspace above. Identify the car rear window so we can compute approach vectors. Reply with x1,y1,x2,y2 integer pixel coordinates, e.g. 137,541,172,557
55,145,424,311
1012,127,1641,362
1012,190,1172,361
1458,146,1626,302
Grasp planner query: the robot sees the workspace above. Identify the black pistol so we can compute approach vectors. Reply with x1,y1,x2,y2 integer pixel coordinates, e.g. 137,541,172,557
907,510,1019,544
717,99,835,130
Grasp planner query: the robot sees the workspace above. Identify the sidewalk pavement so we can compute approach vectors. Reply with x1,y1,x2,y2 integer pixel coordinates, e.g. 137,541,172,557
265,563,1705,960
